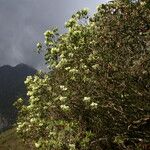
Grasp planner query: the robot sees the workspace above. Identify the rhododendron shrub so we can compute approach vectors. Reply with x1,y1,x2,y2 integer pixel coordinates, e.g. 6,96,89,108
16,0,150,149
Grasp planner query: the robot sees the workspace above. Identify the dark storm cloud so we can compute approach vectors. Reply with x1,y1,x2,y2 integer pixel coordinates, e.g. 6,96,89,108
0,0,108,70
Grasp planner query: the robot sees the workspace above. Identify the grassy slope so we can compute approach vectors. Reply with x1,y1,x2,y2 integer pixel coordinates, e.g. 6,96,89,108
0,128,33,150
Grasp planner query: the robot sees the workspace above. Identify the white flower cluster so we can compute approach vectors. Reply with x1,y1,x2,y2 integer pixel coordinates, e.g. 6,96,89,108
24,76,32,84
35,142,41,148
92,64,99,70
69,68,79,74
68,53,74,58
30,118,38,123
83,97,91,102
59,96,67,102
83,97,98,109
140,1,146,6
60,85,67,91
17,122,27,132
60,105,70,111
27,104,34,110
69,143,76,149
51,47,59,54
81,64,87,69
27,91,33,96
44,30,53,37
65,67,71,71
37,43,42,49
90,102,98,109
56,58,68,68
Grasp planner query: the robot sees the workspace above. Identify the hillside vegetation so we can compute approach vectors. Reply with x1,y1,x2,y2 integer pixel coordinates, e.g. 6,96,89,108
0,128,33,150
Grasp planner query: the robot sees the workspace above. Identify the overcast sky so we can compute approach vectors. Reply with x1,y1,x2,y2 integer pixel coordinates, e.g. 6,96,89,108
0,0,108,70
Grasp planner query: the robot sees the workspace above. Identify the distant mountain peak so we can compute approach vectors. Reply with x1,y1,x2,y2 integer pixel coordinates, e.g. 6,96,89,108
15,63,34,69
0,63,37,131
0,63,35,69
0,65,12,69
15,63,27,67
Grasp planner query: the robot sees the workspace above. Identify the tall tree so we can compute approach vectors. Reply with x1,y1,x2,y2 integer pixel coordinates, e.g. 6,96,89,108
17,0,150,149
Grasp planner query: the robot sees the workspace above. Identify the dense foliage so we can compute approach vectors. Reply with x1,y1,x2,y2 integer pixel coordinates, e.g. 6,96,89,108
16,0,150,149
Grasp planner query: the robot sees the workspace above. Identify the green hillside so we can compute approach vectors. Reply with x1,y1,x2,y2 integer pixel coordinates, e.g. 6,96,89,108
0,128,33,150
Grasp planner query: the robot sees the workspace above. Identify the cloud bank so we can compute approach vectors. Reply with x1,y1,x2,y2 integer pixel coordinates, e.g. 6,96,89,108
0,0,108,70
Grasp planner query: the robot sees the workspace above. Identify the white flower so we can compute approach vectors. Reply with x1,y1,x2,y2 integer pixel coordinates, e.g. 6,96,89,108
65,67,71,71
17,123,25,131
35,142,41,148
69,143,75,149
88,54,95,61
140,1,146,6
69,68,78,74
39,122,43,126
83,97,91,102
81,64,87,69
27,105,33,109
37,43,42,49
44,30,53,36
51,47,59,54
68,53,74,57
27,91,33,96
49,132,56,136
90,102,98,109
92,64,99,70
24,76,32,84
30,118,37,123
60,105,70,111
96,5,101,10
56,58,67,68
60,85,68,91
82,8,89,13
60,53,65,58
59,96,67,102
71,76,76,81
74,46,78,50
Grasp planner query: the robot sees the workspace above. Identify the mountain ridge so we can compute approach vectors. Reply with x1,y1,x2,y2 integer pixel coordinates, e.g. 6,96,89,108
0,63,37,131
